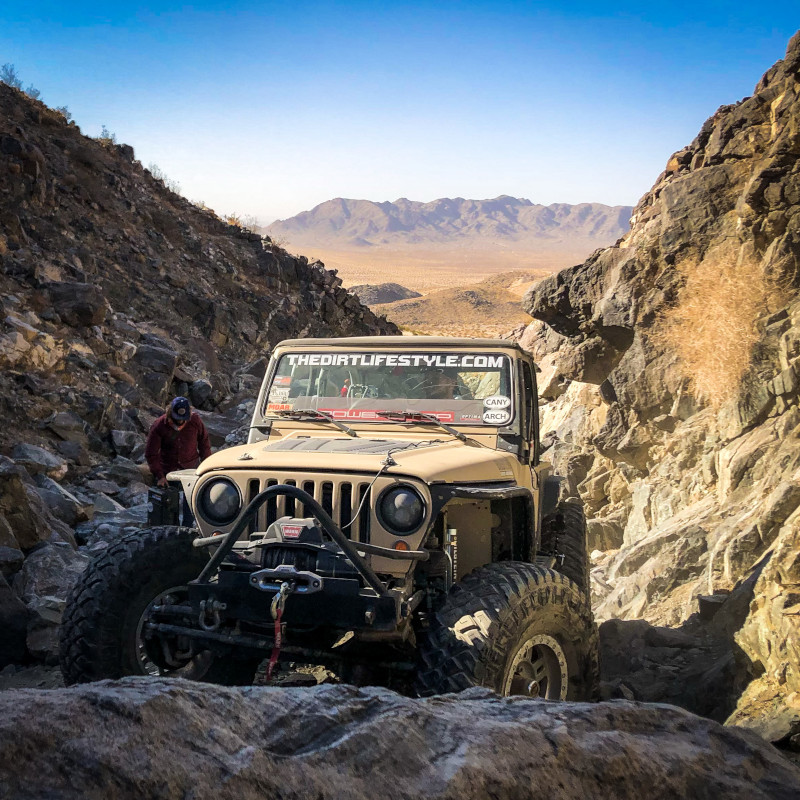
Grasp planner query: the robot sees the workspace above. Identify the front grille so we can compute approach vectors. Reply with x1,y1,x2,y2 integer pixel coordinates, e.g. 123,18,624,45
245,475,372,543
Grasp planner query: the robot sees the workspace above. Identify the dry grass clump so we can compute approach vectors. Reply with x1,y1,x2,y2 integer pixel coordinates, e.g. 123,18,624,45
656,248,770,408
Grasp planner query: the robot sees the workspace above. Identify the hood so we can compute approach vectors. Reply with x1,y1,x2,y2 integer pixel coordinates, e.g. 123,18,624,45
198,435,520,484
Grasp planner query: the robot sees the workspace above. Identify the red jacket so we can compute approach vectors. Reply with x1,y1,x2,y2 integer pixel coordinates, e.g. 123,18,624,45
145,412,211,482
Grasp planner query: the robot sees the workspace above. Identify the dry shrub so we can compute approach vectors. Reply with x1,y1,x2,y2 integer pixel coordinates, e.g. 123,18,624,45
656,247,770,408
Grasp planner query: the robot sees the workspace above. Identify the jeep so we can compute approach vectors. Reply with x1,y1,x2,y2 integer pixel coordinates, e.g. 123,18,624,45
60,336,598,698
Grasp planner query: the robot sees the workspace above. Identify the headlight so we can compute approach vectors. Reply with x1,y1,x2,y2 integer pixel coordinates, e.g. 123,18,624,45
197,478,241,525
378,485,425,535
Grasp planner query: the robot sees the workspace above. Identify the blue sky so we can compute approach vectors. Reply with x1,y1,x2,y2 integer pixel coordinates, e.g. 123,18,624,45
2,2,797,222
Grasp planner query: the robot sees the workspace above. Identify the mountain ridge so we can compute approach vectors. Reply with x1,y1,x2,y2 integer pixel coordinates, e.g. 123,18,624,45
267,196,633,249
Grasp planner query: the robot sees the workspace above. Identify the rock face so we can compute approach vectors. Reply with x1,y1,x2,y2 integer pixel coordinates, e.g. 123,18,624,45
0,678,797,800
519,32,800,742
0,81,397,668
349,281,422,305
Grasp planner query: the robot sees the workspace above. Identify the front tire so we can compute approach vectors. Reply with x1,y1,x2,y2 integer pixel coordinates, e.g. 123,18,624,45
415,562,598,699
59,526,260,686
541,500,590,596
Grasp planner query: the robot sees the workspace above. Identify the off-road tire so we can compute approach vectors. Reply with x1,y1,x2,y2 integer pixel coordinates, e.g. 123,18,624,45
415,562,599,698
541,500,590,596
59,525,260,686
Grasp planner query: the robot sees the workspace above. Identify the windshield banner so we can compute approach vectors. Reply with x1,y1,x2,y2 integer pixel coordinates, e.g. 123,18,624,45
285,353,504,369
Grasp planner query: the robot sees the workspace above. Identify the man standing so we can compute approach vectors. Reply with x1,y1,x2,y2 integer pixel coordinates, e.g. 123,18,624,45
145,396,212,486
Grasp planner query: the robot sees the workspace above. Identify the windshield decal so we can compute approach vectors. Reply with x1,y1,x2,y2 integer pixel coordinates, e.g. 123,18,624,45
483,395,511,409
483,409,512,424
286,353,504,369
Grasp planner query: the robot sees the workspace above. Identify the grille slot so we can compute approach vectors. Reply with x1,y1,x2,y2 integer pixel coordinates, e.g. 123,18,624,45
246,479,260,534
339,483,353,537
321,481,334,518
301,480,315,517
283,479,296,517
265,478,278,526
358,483,371,544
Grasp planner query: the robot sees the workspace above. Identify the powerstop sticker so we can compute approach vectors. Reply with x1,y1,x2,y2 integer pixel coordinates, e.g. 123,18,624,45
483,409,511,425
483,395,511,409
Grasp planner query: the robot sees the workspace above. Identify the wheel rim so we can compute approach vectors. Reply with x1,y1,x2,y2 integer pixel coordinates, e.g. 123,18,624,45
134,585,210,677
503,633,569,699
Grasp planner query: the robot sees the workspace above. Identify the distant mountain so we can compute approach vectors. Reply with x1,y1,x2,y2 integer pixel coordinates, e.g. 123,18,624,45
267,196,633,249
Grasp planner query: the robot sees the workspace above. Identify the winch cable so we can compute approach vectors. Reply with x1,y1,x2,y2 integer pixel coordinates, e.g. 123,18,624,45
340,441,437,530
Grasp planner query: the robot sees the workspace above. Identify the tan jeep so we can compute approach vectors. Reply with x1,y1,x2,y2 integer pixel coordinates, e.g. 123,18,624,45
60,336,598,698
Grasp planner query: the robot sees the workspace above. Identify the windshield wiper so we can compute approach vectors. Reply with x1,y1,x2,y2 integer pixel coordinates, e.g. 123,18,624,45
375,410,467,442
274,408,358,438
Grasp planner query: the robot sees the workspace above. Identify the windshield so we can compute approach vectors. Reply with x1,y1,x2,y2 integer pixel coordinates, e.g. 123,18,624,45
263,351,514,427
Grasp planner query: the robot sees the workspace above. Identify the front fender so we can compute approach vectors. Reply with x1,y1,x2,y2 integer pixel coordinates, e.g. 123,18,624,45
165,468,199,500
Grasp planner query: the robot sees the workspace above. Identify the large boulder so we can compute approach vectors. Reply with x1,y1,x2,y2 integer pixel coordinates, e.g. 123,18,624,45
46,281,108,327
0,456,72,550
0,680,798,799
11,444,67,480
11,542,90,663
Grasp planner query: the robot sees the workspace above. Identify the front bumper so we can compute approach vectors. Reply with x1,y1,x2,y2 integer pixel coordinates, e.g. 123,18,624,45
187,565,400,631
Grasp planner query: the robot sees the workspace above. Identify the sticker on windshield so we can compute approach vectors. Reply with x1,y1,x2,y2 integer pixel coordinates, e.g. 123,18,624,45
285,353,505,369
268,387,290,402
483,395,511,409
483,409,511,425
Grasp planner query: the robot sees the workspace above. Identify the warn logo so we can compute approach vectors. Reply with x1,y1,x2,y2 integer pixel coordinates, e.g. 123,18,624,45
281,524,304,539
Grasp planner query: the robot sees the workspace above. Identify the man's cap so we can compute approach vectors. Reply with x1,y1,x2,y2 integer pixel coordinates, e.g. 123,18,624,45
170,396,191,421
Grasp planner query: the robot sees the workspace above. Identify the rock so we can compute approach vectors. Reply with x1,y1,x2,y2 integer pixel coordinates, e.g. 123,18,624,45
12,542,90,664
0,331,31,365
47,410,91,447
0,456,70,550
99,456,145,486
11,444,68,480
238,357,268,379
197,409,242,447
189,378,213,408
46,281,107,327
61,441,92,469
110,429,140,457
0,573,28,667
85,479,121,495
587,516,624,551
727,507,800,743
92,493,125,513
131,344,177,375
0,680,799,799
34,487,78,526
349,282,422,305
0,545,24,578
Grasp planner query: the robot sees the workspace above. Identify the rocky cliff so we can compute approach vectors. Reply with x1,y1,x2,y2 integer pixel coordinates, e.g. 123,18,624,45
0,81,397,667
520,32,800,743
